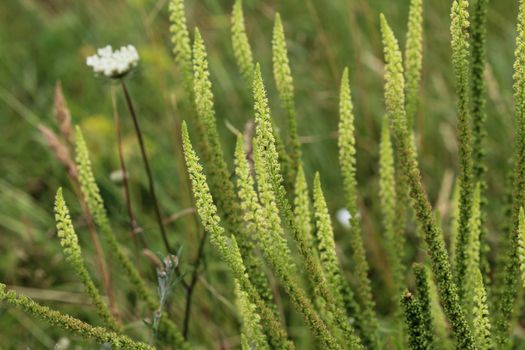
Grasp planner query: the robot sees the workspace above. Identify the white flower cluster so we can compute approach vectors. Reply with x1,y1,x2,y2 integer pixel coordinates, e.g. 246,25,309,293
86,45,139,78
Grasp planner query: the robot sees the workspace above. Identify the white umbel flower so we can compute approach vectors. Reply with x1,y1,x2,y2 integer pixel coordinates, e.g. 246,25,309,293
86,45,139,78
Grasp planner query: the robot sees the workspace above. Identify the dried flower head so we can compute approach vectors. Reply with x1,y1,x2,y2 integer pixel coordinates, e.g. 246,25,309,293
86,45,139,78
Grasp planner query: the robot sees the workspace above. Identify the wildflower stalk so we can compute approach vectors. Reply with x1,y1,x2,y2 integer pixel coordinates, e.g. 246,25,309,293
470,0,490,285
312,173,365,348
472,268,492,350
231,0,254,86
181,122,294,349
233,136,280,315
404,0,423,128
169,0,193,88
380,14,475,348
379,115,405,300
401,291,430,350
0,284,153,350
252,64,362,348
337,67,379,348
494,0,525,343
193,29,276,314
111,87,144,261
450,0,475,305
235,280,270,350
54,188,119,332
120,80,171,254
75,128,188,348
413,264,434,348
252,138,341,350
273,13,302,184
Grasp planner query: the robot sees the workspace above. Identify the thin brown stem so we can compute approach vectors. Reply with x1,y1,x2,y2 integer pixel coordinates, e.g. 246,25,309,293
182,230,208,339
111,88,148,261
120,80,171,254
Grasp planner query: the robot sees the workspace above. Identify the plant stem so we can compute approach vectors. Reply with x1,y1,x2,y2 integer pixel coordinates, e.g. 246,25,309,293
111,87,148,261
120,80,171,254
182,229,208,339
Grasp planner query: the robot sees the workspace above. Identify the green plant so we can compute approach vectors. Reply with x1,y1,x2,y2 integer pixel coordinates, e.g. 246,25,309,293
5,0,525,349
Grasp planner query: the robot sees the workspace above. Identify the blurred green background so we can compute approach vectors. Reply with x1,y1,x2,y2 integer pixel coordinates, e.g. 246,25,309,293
0,0,522,348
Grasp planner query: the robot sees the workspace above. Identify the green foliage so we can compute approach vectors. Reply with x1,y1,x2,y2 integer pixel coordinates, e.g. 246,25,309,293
54,188,119,331
7,0,525,348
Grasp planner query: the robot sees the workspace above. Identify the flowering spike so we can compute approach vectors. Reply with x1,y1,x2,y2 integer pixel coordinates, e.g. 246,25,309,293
337,67,379,348
413,264,434,348
75,128,158,310
404,0,423,128
75,129,188,348
401,291,429,350
231,0,255,85
312,173,366,347
380,14,475,348
465,183,482,304
54,188,118,331
0,284,153,350
472,267,492,350
518,208,525,287
235,280,270,350
449,180,461,268
294,166,315,260
471,0,490,285
272,13,301,183
233,136,277,314
379,115,405,299
169,0,193,87
494,1,525,343
181,122,293,349
451,0,475,305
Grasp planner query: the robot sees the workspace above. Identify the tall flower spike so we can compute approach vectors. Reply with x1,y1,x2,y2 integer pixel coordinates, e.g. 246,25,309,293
470,0,490,283
404,0,423,128
494,0,525,343
0,285,153,350
192,28,253,247
380,14,475,348
451,0,475,305
465,182,482,306
272,13,302,184
169,0,193,88
413,264,434,348
449,180,461,268
252,139,341,350
253,65,360,348
233,136,278,316
312,173,366,348
234,280,270,350
401,291,429,350
472,267,492,350
181,122,293,349
379,115,405,299
337,67,379,348
54,188,118,331
231,0,255,85
518,208,525,287
75,128,188,348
